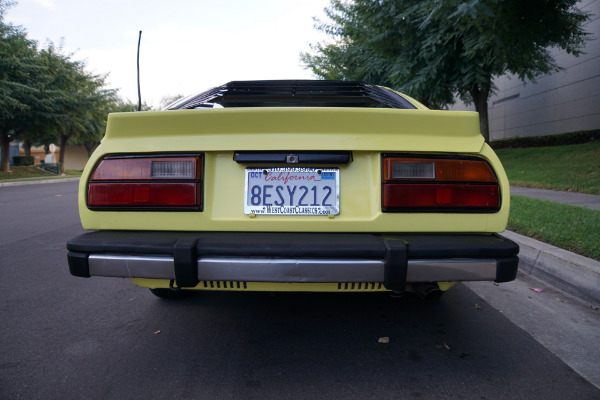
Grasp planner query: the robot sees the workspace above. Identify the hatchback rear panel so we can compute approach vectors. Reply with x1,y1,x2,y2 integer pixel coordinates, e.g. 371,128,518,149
79,107,509,233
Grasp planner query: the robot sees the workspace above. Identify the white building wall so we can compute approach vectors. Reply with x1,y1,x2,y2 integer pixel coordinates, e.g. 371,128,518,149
450,0,600,141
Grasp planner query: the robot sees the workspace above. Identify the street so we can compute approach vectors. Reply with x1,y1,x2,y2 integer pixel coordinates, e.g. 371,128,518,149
1,181,599,399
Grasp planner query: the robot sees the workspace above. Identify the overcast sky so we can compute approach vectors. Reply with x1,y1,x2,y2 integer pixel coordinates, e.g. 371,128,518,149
6,0,331,108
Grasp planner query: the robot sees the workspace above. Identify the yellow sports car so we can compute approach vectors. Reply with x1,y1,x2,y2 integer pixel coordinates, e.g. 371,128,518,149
67,80,519,299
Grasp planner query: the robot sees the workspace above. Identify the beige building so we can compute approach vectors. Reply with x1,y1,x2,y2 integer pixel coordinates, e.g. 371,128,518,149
19,143,95,171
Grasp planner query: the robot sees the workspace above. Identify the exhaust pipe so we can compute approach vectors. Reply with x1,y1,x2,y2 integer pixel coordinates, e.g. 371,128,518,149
412,283,444,301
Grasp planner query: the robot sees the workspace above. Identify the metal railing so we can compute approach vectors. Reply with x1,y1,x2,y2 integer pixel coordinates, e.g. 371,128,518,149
39,163,62,174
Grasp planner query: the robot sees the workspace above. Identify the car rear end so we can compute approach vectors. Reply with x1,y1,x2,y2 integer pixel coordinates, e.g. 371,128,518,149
67,81,518,297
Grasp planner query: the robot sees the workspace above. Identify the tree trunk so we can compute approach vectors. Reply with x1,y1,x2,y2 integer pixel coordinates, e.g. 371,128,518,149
84,142,95,158
23,138,32,157
470,86,491,143
59,132,69,173
0,129,11,172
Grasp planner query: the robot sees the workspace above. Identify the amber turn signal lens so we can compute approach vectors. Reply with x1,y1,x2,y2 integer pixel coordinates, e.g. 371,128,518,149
383,157,496,182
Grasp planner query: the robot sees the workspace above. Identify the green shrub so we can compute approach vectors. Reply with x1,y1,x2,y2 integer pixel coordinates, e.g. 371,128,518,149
490,129,600,149
12,156,35,166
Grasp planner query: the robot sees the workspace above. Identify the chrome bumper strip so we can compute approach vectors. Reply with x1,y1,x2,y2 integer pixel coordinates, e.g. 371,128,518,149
88,255,498,283
197,258,384,283
89,255,176,279
406,259,497,282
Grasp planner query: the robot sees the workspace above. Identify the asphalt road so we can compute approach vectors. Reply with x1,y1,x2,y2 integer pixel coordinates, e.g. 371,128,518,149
1,181,599,400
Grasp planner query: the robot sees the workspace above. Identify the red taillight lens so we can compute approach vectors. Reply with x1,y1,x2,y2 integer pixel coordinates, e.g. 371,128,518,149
383,184,499,209
88,183,199,207
382,156,500,212
88,155,203,210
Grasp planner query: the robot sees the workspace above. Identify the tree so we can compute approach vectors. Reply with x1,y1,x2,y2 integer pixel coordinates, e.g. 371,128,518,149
42,44,118,168
1,2,122,171
158,94,184,110
0,1,48,171
10,41,120,170
69,96,134,159
302,0,590,142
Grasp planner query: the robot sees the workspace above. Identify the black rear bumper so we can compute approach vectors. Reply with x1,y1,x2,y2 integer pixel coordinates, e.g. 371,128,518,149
67,231,519,291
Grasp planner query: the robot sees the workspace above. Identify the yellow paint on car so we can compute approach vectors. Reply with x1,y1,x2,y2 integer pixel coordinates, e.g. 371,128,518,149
79,107,510,233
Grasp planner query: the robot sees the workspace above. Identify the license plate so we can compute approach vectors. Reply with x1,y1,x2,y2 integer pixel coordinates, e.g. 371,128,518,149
244,168,339,215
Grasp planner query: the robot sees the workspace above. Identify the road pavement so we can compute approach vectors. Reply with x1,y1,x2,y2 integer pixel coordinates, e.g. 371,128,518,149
1,181,599,399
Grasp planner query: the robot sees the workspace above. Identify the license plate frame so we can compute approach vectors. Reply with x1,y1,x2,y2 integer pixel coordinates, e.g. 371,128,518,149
244,167,340,215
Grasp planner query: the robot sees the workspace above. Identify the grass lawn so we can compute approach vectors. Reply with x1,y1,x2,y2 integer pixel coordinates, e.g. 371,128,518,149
0,166,82,181
496,142,600,194
508,195,600,261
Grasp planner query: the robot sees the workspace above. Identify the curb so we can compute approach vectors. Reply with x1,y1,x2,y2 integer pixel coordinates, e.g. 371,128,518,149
502,230,600,305
0,177,80,187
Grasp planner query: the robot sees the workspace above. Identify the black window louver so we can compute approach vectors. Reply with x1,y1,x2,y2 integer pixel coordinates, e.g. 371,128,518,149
167,80,417,110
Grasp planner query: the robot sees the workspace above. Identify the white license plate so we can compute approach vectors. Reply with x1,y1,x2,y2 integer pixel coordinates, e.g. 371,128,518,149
244,168,339,215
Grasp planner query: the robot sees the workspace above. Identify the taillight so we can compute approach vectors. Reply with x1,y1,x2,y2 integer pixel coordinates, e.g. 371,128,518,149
88,155,203,210
382,156,500,212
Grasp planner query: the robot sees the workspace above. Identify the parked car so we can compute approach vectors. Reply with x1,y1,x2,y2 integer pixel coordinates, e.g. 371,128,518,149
67,80,519,299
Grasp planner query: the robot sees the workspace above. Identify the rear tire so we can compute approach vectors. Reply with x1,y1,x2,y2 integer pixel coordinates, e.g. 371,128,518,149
149,288,192,299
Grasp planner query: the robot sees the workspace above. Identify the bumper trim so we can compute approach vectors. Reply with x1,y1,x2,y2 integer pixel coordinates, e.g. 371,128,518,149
384,240,407,291
68,231,520,288
86,254,501,284
89,254,175,279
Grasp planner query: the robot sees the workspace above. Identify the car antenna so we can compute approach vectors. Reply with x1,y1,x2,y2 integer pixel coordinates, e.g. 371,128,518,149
137,30,142,112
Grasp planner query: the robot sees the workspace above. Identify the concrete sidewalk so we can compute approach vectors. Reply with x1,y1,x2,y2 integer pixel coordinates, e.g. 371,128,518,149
511,186,600,210
0,177,80,187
